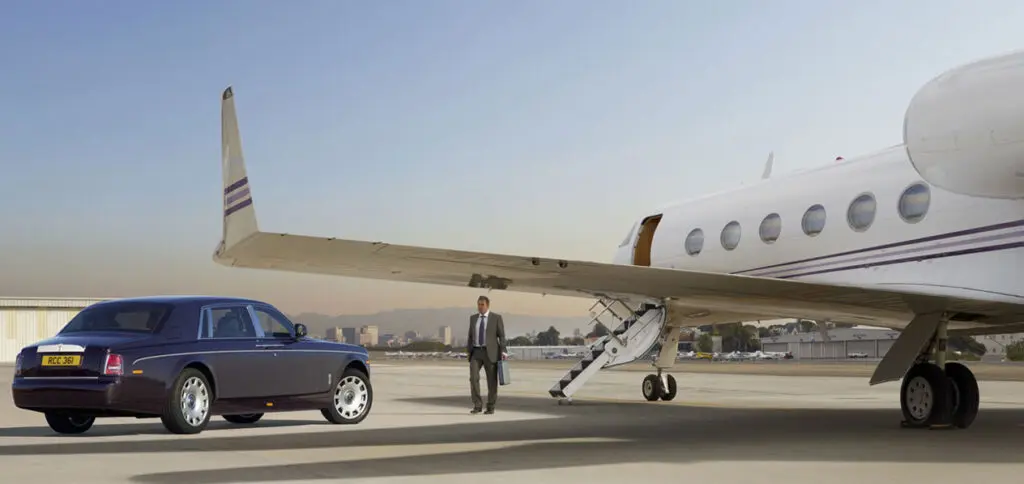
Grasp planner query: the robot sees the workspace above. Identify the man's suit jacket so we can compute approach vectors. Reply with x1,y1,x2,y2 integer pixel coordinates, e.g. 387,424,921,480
468,312,507,363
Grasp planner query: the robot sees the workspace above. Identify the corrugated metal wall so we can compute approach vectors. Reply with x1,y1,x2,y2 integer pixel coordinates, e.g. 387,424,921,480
0,308,83,363
762,339,894,359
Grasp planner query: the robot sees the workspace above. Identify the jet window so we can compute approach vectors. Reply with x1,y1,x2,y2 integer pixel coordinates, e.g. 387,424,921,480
847,193,876,232
801,204,826,236
898,183,930,223
759,213,782,244
720,221,741,251
685,228,704,256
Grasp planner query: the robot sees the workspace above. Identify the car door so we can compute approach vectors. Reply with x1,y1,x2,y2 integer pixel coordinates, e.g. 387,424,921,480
197,304,262,400
248,304,330,397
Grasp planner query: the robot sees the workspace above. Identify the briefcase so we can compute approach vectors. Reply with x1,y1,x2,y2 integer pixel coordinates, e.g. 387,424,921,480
497,360,511,385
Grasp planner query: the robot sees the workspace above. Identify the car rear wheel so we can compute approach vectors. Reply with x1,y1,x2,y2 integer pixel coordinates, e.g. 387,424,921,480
161,368,212,434
44,412,95,435
321,367,372,425
223,413,264,424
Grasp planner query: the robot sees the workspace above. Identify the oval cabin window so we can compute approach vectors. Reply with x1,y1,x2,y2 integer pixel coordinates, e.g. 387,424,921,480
720,221,741,250
759,213,782,244
898,183,930,223
685,228,704,256
801,204,826,236
847,193,876,232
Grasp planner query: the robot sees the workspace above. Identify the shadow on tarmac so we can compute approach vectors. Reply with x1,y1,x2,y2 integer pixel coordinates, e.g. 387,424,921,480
0,395,1021,482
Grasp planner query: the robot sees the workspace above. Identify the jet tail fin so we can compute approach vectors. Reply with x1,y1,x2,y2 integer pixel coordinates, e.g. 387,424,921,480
217,86,260,256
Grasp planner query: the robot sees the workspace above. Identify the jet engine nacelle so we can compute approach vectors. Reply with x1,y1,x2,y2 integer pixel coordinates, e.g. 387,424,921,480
904,50,1024,199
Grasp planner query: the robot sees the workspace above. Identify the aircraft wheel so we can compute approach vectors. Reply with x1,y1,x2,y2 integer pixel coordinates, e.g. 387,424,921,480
899,362,952,428
642,374,662,401
223,413,264,424
45,412,95,435
945,362,979,429
660,374,677,401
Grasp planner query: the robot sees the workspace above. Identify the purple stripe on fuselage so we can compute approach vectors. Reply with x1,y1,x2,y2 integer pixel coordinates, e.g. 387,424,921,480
733,217,1024,275
224,177,248,195
779,241,1024,279
751,228,1024,277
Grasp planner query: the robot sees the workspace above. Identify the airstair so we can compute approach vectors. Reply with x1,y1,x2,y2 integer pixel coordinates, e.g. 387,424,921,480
548,298,667,402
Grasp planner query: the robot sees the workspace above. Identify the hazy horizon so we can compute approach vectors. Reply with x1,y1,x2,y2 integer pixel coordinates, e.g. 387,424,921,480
3,1,1024,319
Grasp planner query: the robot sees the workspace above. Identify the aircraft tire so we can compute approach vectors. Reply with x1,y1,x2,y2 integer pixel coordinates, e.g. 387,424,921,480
945,362,979,429
642,374,662,401
899,362,952,428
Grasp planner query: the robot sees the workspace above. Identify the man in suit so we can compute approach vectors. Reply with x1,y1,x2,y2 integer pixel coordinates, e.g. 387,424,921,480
467,295,506,414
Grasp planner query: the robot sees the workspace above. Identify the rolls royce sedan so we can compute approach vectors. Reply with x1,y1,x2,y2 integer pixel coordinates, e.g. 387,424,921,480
11,295,373,435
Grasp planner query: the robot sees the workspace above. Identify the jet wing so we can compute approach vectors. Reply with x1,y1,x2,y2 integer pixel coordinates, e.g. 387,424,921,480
213,230,1024,332
214,86,1024,334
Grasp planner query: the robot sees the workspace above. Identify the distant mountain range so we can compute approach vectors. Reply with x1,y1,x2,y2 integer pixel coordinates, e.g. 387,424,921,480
286,307,591,341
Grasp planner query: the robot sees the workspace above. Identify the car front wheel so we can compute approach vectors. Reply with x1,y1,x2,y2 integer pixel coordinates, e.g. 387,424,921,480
321,367,372,425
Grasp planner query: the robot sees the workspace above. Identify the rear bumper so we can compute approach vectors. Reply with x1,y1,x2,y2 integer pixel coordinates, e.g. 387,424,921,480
11,376,150,416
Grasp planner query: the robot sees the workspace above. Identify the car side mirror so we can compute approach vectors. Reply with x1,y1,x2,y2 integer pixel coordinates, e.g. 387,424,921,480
294,323,308,339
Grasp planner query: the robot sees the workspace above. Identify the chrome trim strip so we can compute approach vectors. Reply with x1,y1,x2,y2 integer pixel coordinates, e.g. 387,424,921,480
132,349,364,365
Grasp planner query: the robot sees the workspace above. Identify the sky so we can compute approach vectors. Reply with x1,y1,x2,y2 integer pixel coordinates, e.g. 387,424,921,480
2,0,1024,317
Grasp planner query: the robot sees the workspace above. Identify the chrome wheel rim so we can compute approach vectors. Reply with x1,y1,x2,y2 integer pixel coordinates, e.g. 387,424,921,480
643,379,654,397
334,375,369,419
180,376,210,427
905,376,932,421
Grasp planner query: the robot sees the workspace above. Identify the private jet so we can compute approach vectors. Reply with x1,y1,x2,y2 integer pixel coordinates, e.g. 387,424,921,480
211,49,1024,431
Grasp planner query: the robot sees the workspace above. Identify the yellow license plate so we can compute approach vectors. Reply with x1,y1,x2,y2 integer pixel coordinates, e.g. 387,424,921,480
41,355,81,367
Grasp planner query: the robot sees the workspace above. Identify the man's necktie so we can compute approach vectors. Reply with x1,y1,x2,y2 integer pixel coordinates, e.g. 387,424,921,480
477,316,485,346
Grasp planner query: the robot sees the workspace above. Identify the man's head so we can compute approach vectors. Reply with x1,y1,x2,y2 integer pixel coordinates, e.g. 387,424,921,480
477,295,490,314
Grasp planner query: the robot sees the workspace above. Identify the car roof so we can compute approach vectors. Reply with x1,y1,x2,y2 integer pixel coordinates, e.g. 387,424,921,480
89,295,267,307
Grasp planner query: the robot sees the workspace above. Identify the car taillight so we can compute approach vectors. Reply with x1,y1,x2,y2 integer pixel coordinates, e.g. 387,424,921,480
103,354,124,376
14,353,23,377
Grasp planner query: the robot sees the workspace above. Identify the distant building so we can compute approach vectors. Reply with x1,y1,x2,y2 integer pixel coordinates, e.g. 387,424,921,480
438,325,452,345
976,333,1024,358
0,297,108,363
760,327,900,359
342,327,357,345
325,327,344,342
359,325,378,346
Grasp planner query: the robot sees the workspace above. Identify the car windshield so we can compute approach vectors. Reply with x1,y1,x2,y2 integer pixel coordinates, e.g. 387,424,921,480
59,302,173,334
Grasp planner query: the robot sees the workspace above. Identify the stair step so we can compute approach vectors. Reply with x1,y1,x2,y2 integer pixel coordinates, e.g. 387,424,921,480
570,369,582,379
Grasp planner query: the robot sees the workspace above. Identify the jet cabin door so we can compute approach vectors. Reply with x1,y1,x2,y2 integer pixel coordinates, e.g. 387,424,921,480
632,214,662,266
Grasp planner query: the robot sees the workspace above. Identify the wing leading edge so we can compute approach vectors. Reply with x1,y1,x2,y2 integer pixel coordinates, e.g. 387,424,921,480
212,87,1024,334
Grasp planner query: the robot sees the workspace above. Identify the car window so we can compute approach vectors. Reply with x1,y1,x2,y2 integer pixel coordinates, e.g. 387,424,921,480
60,303,172,334
252,307,294,338
206,306,257,339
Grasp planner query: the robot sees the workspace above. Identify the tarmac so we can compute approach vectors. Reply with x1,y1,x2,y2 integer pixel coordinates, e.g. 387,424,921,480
1,360,1023,483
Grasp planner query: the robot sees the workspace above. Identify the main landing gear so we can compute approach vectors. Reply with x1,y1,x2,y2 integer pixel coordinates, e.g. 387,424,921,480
642,370,677,401
897,317,980,429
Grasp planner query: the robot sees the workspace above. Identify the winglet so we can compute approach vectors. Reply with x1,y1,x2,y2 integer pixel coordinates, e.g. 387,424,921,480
216,86,259,259
761,151,774,179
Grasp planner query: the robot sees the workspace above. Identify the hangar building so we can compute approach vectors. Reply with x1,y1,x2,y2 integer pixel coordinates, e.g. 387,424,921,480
760,327,900,359
0,297,107,363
